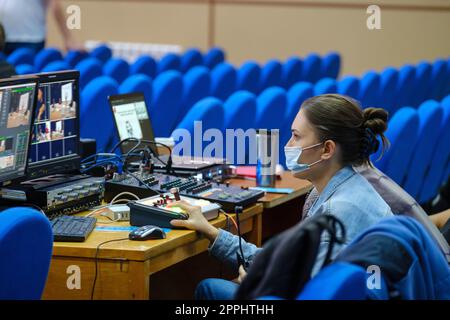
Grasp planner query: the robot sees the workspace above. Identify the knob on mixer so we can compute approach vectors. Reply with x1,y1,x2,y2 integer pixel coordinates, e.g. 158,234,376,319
170,187,181,201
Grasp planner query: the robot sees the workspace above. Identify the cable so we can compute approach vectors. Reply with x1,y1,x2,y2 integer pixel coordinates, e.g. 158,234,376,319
234,206,248,271
91,238,129,300
110,191,140,204
220,209,238,231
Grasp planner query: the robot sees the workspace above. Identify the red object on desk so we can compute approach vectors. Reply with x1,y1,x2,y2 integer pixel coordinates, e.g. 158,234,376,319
235,166,257,178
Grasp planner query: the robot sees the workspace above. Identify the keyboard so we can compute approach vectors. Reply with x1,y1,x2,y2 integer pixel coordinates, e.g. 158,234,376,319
51,216,97,242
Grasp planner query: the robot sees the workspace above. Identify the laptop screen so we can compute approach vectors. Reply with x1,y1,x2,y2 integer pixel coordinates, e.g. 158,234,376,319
108,93,158,155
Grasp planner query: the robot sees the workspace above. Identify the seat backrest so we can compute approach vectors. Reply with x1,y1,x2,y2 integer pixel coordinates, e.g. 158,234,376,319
237,61,261,94
180,48,203,73
359,71,380,108
430,59,447,101
413,62,432,107
256,86,287,130
34,48,63,71
224,90,257,130
337,76,360,99
15,64,37,75
203,47,225,69
403,100,443,199
130,55,156,79
394,64,416,113
89,44,112,63
157,53,181,74
6,47,35,66
210,62,237,100
0,207,53,300
76,57,103,90
321,52,341,79
301,53,322,83
379,67,398,114
179,66,211,122
80,76,119,152
259,59,283,92
65,49,89,68
282,57,302,89
314,77,337,96
119,74,153,107
103,58,130,84
41,60,71,73
150,70,183,137
297,262,367,300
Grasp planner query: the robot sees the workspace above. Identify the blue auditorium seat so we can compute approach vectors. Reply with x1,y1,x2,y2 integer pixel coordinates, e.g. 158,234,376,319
256,87,287,130
130,55,156,79
282,57,302,89
372,107,419,185
180,48,203,73
41,60,71,73
236,61,261,94
337,76,360,99
34,48,63,71
0,52,5,61
419,95,450,203
103,58,130,83
210,62,236,100
395,65,416,112
430,59,447,101
259,59,283,92
157,53,181,74
402,100,443,200
90,44,112,63
0,207,52,300
203,47,225,69
379,67,398,114
6,47,35,66
359,71,380,108
150,70,183,137
15,64,37,75
80,76,119,152
314,78,337,96
172,97,224,158
65,50,88,68
179,66,211,123
119,74,153,107
301,53,322,83
76,58,103,90
321,52,341,79
413,62,432,107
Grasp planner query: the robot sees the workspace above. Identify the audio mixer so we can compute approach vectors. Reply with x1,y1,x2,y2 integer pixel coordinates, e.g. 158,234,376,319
105,172,265,211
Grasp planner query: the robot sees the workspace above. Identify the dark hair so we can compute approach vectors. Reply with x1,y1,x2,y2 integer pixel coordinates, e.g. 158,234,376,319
0,23,5,52
301,94,389,166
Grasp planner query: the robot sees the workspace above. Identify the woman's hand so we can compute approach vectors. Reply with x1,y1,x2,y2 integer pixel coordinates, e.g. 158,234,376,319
233,265,248,284
166,200,219,242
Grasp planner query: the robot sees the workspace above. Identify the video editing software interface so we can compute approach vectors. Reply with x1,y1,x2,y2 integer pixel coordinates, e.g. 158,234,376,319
0,81,36,182
28,78,78,166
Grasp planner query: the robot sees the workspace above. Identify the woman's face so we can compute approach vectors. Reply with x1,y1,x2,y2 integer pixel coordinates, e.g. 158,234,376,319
285,108,325,180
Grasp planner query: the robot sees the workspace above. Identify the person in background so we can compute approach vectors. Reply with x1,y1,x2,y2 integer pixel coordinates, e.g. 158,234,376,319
0,23,16,78
0,0,83,55
167,94,394,300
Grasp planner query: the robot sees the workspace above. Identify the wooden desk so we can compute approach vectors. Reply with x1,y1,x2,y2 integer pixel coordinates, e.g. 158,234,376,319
42,204,263,300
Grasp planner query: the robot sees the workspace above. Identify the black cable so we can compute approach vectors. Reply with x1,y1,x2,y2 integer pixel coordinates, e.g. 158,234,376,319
234,206,248,271
91,237,129,300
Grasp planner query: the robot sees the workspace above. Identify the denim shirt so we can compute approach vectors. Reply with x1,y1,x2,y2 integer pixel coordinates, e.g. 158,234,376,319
208,166,393,275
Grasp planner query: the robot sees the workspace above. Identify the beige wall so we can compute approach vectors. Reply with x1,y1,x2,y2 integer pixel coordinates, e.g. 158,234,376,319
47,0,450,76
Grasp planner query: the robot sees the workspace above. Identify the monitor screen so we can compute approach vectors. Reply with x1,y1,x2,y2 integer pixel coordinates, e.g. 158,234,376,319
109,93,157,155
0,77,37,183
27,71,80,177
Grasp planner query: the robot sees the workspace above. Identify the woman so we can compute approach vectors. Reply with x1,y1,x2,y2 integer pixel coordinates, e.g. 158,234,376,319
167,94,394,299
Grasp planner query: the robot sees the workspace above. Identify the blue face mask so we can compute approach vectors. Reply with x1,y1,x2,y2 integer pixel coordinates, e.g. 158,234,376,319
284,142,323,173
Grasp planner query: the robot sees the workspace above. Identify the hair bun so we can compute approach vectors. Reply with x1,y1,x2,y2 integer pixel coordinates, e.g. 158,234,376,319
363,107,388,135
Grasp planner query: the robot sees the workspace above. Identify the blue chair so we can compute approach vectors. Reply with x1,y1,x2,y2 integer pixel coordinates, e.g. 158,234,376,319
76,58,103,90
430,59,447,101
15,64,37,75
419,95,450,202
379,67,398,114
282,57,302,89
179,66,211,123
413,62,432,107
256,87,287,130
119,74,153,107
301,53,321,83
321,52,341,79
157,53,181,74
6,47,35,66
203,47,225,69
297,262,367,300
181,48,203,73
130,55,156,79
402,100,443,200
34,48,63,71
150,70,183,137
259,59,283,92
337,76,360,99
90,44,112,63
172,97,224,158
41,60,71,73
395,65,416,112
65,50,88,68
372,107,419,185
80,76,119,152
0,207,52,300
314,78,337,96
210,62,236,100
0,52,5,61
103,58,130,84
359,71,380,108
237,61,261,94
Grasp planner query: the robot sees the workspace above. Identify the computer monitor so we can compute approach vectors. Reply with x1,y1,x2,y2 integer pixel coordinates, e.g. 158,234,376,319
108,93,158,155
0,76,38,184
27,71,81,178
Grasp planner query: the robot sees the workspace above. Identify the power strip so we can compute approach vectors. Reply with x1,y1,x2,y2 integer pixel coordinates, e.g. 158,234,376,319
100,204,130,221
